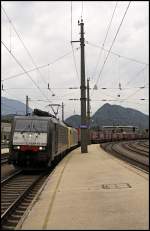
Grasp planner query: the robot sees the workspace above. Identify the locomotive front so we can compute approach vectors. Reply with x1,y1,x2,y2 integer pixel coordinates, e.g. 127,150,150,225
9,116,51,169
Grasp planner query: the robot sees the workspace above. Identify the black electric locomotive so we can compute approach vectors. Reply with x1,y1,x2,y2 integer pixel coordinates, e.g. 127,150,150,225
9,109,77,169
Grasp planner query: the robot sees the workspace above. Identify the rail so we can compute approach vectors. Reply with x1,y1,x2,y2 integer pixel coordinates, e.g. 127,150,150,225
1,171,49,229
101,140,149,172
1,174,43,228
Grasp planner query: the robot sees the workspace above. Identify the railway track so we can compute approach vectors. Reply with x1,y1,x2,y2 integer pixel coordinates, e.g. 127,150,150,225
121,142,149,157
1,169,50,230
1,153,9,165
101,140,149,172
132,140,149,150
1,147,10,165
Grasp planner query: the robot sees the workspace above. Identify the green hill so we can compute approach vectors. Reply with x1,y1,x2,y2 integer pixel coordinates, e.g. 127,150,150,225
65,103,149,129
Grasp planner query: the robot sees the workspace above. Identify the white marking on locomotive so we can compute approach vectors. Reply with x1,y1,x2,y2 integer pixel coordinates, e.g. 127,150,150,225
13,132,47,146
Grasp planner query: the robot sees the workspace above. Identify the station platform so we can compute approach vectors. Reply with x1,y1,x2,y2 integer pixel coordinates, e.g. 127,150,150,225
16,144,149,230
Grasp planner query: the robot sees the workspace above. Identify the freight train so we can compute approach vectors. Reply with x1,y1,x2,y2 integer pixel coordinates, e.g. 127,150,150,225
90,126,149,143
8,109,78,170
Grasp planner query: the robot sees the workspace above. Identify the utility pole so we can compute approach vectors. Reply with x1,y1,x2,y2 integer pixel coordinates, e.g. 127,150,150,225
26,95,29,116
62,102,64,122
87,78,91,144
71,19,88,153
79,19,88,153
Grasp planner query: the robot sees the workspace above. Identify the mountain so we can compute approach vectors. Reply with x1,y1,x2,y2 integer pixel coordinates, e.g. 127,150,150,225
1,97,32,116
1,98,149,129
65,103,149,129
65,115,81,128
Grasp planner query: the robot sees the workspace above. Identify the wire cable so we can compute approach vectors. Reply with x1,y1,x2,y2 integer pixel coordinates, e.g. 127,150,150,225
1,5,56,95
71,45,80,82
86,41,148,66
70,2,80,83
125,65,148,87
2,49,79,82
120,84,148,103
92,1,118,80
71,1,72,41
2,40,50,101
81,1,83,19
95,1,131,88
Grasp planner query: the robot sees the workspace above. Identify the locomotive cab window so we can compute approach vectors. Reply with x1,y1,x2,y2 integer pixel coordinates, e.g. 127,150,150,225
14,119,32,132
32,120,48,132
14,119,48,132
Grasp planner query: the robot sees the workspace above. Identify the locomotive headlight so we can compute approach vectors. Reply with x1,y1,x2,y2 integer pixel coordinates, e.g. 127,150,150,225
39,146,45,150
14,146,20,150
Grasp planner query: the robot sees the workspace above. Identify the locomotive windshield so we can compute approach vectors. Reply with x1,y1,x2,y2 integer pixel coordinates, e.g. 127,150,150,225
14,119,48,132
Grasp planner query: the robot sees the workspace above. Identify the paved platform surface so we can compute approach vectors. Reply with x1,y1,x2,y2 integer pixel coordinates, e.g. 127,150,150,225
17,144,149,230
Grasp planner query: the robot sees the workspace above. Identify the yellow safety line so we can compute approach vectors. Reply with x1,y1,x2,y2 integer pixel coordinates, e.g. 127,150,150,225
42,153,72,229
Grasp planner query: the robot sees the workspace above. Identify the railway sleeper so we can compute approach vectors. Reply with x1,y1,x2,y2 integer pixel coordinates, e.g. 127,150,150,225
13,210,25,216
1,192,21,195
9,214,22,220
2,198,18,202
1,224,15,230
24,195,34,200
16,205,27,211
6,217,18,226
2,185,29,189
1,202,12,205
3,183,33,187
2,199,18,203
19,202,30,206
2,194,20,197
2,189,26,193
22,198,32,203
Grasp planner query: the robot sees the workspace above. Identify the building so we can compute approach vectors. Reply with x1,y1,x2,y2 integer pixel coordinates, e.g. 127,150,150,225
1,122,11,143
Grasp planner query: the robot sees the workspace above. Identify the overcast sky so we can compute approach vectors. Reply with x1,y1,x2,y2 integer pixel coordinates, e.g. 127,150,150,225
1,1,149,119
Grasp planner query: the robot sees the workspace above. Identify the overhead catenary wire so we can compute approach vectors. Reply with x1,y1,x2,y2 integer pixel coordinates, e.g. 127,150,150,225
81,1,83,19
94,1,132,88
92,1,118,80
91,99,148,102
2,40,50,101
120,85,148,102
70,1,80,83
71,1,72,42
68,98,148,102
9,19,12,52
1,5,56,95
2,85,148,91
71,44,80,82
125,65,148,87
2,2,148,117
2,48,79,82
2,5,47,83
86,41,148,66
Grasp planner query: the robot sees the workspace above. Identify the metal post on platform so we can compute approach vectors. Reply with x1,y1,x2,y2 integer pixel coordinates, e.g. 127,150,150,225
71,19,88,153
79,19,88,153
87,78,91,144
